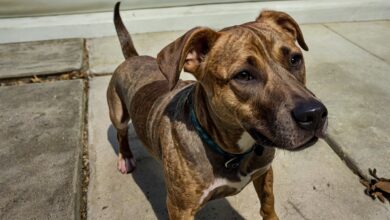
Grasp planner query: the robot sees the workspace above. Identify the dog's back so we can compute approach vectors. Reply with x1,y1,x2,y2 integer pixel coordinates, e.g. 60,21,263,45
111,2,168,107
108,2,193,162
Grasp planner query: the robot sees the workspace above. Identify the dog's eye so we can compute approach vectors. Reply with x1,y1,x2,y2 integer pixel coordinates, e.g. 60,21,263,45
289,54,302,67
233,71,254,81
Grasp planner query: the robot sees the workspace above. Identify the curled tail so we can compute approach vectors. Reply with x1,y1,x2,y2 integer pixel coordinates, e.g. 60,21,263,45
114,2,138,59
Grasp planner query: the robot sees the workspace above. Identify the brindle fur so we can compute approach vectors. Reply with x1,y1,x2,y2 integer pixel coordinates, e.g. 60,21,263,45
107,3,326,219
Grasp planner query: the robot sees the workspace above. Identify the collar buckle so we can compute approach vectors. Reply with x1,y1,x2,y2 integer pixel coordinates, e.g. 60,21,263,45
224,157,241,169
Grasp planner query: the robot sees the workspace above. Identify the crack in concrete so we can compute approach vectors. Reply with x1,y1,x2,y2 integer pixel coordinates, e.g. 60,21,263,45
288,200,310,220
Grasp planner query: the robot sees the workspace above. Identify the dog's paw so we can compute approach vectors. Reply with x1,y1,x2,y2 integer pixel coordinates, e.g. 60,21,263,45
117,157,136,174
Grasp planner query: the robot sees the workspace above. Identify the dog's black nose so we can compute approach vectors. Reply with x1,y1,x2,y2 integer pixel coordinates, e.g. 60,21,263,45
292,100,328,131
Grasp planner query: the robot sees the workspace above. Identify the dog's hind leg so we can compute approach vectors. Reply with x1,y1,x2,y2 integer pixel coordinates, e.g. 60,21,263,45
107,82,136,174
116,127,135,174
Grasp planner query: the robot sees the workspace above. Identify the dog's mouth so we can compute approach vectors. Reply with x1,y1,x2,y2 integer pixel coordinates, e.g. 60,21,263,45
248,128,319,151
248,129,275,147
287,136,318,151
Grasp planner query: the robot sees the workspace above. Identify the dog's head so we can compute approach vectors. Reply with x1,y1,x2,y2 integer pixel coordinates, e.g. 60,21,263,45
157,11,327,151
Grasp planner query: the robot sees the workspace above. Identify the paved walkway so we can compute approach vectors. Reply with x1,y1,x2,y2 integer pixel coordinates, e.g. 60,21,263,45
0,21,389,219
0,80,84,219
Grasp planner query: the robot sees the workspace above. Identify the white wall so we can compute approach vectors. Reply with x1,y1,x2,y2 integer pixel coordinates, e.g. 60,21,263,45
0,0,267,18
0,0,389,44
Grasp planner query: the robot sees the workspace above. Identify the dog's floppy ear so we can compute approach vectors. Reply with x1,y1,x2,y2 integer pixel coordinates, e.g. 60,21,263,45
157,27,220,90
256,11,308,51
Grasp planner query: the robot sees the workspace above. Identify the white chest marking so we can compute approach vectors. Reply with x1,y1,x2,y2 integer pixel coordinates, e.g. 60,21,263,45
237,131,256,152
199,164,272,205
199,175,251,205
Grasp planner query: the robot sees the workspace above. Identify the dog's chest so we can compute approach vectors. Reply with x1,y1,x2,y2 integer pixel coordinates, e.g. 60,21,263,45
198,163,272,205
199,174,251,205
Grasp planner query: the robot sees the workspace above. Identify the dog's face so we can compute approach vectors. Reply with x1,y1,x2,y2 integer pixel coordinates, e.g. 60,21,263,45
158,11,327,151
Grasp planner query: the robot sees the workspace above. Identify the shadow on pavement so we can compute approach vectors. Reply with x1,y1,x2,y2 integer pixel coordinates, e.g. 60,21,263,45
107,124,245,220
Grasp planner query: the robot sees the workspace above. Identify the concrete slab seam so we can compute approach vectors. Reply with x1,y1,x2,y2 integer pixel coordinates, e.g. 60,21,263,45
89,73,113,77
81,39,89,74
80,40,90,220
80,79,90,220
323,24,389,65
72,80,85,220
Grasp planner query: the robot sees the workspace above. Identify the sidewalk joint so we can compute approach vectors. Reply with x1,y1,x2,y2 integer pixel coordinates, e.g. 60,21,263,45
323,24,389,65
80,39,90,220
0,71,88,87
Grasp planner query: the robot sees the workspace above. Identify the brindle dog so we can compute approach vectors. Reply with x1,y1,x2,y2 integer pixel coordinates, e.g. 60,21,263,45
107,2,328,219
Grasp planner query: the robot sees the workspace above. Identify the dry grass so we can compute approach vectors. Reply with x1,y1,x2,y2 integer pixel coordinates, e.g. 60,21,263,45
0,71,88,87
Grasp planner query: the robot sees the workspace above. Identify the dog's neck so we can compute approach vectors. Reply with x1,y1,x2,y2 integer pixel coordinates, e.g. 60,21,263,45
192,84,255,154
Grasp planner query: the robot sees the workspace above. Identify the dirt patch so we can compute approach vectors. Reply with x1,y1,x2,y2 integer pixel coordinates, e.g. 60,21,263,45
0,71,88,87
80,79,90,220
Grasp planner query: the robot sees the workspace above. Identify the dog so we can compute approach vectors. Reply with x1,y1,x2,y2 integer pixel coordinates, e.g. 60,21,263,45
107,2,328,219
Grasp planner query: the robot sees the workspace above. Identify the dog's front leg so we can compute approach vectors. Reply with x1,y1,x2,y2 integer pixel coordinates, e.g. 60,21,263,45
253,167,279,220
166,196,196,220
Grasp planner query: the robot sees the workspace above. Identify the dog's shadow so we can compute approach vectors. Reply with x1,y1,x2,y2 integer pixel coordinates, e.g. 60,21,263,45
107,124,245,220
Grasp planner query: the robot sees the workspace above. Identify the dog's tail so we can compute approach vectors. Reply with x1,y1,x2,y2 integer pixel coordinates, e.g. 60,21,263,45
114,2,138,59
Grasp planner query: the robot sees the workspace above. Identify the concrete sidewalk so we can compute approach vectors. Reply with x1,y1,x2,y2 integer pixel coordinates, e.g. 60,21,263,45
0,20,389,219
0,80,84,219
